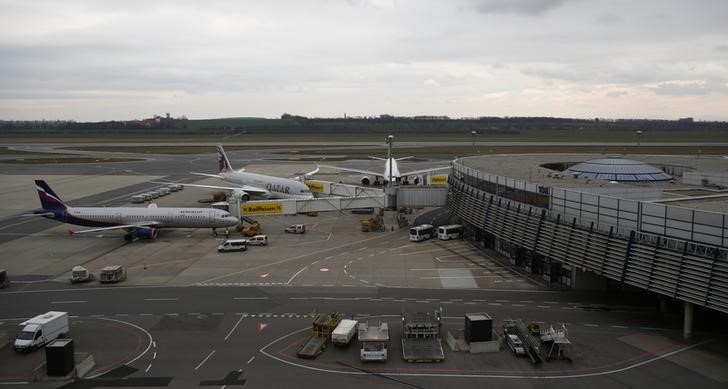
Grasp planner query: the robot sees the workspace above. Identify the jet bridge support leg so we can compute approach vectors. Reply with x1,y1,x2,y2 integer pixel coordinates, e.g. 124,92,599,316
683,302,694,339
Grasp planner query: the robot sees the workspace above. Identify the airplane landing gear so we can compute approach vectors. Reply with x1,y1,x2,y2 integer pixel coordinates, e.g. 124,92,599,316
212,228,218,237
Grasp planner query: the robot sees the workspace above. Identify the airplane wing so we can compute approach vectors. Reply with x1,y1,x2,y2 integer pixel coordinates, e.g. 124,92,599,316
152,181,272,196
399,166,451,177
69,222,161,235
292,166,320,181
317,164,382,178
190,172,224,179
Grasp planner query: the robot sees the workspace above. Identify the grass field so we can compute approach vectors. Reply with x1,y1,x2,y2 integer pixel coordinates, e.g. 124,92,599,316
2,128,728,143
0,157,143,164
51,144,728,157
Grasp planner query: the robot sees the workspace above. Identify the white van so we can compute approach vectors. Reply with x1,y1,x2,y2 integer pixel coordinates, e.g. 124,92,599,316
246,235,268,246
218,239,248,253
14,311,69,352
131,195,145,203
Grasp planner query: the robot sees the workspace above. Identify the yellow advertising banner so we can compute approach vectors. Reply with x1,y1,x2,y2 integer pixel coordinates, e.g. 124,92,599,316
305,181,325,193
241,202,283,215
430,175,448,185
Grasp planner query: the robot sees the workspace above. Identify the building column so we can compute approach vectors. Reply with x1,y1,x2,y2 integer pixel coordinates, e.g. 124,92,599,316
683,302,694,339
660,297,669,313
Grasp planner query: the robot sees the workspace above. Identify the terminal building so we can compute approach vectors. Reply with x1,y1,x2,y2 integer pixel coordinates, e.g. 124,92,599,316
447,154,728,338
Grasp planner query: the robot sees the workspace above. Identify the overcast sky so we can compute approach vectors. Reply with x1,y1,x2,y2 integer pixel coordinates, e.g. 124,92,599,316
1,0,727,121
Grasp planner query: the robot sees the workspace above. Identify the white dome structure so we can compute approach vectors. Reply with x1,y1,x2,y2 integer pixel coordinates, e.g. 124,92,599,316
565,157,672,182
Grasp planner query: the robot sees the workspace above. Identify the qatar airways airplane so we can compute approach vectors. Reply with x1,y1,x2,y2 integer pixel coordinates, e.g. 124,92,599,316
179,144,318,201
30,180,239,241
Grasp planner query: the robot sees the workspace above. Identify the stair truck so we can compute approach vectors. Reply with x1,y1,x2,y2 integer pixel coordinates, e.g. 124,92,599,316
14,311,69,352
332,319,358,346
296,311,342,359
358,321,389,362
401,308,445,362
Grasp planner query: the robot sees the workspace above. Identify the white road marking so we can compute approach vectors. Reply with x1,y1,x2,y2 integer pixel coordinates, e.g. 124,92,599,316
357,247,367,251
543,301,558,304
488,303,502,306
583,324,599,327
145,364,152,373
286,266,309,285
324,256,333,260
233,297,269,300
153,352,157,359
225,315,245,341
194,350,216,370
612,325,629,329
536,305,551,309
409,268,476,271
144,298,179,301
51,300,86,304
247,356,255,364
140,313,153,316
401,248,448,256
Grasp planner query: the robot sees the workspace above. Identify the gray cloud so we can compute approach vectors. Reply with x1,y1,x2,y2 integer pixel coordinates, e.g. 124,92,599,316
469,0,572,15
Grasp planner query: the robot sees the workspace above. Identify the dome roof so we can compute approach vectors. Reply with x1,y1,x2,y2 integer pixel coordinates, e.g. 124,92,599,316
565,157,672,182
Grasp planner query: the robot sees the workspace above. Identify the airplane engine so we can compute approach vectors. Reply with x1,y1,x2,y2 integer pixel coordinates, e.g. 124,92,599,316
135,227,158,240
229,189,250,203
361,176,370,186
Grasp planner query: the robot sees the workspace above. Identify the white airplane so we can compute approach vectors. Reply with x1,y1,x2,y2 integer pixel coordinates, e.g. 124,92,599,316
29,180,239,241
179,145,317,201
318,135,449,186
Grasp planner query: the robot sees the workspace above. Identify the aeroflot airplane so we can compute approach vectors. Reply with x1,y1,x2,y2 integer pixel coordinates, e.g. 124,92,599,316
181,144,318,201
30,180,239,240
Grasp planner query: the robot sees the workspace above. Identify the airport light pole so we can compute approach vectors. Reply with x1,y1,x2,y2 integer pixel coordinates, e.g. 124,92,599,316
387,134,394,188
471,130,477,152
636,130,642,147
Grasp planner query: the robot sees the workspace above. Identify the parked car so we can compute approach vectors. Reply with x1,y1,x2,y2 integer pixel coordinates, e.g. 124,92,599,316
285,224,306,234
246,235,268,246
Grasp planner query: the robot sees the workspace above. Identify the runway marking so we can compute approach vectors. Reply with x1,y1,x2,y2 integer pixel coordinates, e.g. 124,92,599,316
536,305,551,309
140,313,153,316
409,268,475,271
194,350,216,370
115,314,128,317
51,300,86,304
324,256,333,260
488,303,502,306
153,352,157,359
583,324,599,327
145,364,152,373
512,304,526,307
225,315,245,341
144,298,179,301
543,301,558,304
247,356,255,364
233,297,269,300
357,247,368,251
87,317,155,379
611,325,629,329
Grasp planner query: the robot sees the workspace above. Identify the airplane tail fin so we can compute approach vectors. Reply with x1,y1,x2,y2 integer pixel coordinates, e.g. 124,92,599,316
35,180,67,211
216,144,234,173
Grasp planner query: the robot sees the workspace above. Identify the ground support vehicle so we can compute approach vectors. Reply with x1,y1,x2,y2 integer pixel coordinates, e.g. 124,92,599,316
242,222,262,237
503,319,544,363
70,266,94,283
401,309,444,362
14,311,69,352
285,224,306,234
358,321,389,361
0,269,8,288
218,239,248,252
361,215,385,232
332,319,358,346
99,265,127,283
409,224,434,241
297,311,341,359
131,195,145,203
539,324,572,362
438,224,463,240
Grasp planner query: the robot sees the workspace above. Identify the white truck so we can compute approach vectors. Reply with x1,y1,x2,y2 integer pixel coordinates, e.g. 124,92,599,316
332,319,358,346
14,311,69,352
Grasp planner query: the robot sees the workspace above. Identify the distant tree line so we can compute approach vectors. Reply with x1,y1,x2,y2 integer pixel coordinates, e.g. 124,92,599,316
1,114,727,134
